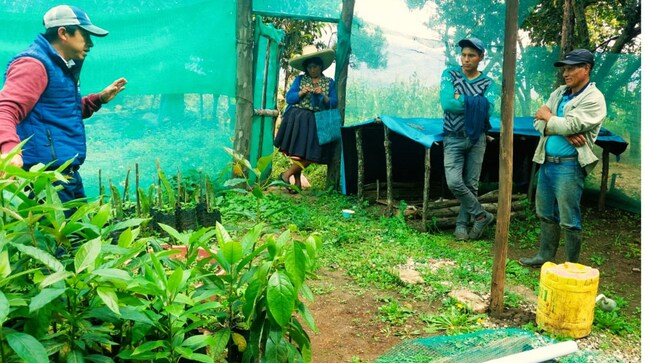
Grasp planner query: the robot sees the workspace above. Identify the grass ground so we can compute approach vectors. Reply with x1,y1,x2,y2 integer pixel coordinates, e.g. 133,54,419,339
216,159,641,362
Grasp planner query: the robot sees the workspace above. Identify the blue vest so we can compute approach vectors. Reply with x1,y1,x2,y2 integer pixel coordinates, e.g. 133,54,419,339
7,34,86,168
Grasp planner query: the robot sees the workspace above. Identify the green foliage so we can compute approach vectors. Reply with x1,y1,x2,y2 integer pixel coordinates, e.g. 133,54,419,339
522,0,640,53
503,291,524,309
197,223,321,362
223,147,292,223
350,19,388,70
508,205,540,249
346,75,441,124
420,303,486,336
0,150,321,363
589,254,606,267
378,299,416,326
593,309,639,336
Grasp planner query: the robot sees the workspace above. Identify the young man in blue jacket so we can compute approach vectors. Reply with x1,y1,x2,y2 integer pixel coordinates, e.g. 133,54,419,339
439,37,496,241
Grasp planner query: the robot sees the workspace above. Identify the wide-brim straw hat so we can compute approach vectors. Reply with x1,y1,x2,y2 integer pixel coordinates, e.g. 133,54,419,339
289,45,335,72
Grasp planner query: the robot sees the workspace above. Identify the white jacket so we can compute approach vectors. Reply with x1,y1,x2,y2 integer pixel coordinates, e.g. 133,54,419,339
533,82,607,173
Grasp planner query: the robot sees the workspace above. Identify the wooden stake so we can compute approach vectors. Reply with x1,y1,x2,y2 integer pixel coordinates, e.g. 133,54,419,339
98,169,103,205
598,149,610,211
491,0,519,316
384,125,393,216
356,127,364,199
422,148,431,232
136,163,140,217
123,167,130,202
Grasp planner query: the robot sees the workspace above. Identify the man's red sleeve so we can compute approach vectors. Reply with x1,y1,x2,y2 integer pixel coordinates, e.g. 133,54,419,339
0,57,47,154
82,93,103,118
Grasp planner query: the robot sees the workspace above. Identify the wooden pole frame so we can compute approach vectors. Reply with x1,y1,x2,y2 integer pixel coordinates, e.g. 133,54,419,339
356,127,364,199
327,0,356,190
490,0,519,315
233,0,254,162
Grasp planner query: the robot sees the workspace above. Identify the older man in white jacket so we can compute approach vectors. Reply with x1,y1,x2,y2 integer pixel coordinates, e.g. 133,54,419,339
520,49,607,268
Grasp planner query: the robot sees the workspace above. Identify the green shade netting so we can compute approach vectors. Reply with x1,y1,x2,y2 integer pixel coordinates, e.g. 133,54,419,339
0,0,640,207
375,328,625,363
253,0,341,22
0,0,238,196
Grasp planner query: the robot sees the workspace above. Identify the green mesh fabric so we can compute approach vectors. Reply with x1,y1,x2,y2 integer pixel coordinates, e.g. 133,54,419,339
0,0,241,196
0,1,640,206
374,329,625,363
253,0,341,21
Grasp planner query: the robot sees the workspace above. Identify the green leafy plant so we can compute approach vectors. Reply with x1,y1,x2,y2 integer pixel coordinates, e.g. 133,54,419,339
378,299,416,326
593,310,638,336
0,148,321,362
420,303,487,336
589,254,606,267
223,148,290,222
198,222,322,362
0,151,151,362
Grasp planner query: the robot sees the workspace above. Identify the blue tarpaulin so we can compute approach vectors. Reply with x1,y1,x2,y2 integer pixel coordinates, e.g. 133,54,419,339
340,115,628,195
344,115,627,153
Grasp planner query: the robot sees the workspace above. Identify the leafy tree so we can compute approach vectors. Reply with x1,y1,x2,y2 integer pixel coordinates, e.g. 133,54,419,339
349,18,389,70
522,0,641,158
522,0,641,54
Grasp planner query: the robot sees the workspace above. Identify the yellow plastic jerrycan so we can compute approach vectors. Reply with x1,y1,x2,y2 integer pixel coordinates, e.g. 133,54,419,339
536,262,599,338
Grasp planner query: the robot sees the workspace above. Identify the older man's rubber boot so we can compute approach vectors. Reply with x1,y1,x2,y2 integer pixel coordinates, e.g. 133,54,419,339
519,221,560,267
564,229,582,263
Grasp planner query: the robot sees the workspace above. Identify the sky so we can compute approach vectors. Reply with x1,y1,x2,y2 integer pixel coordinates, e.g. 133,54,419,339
349,0,446,86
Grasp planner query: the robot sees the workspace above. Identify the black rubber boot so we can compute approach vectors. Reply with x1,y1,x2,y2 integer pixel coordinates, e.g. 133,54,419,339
519,220,561,267
564,229,582,263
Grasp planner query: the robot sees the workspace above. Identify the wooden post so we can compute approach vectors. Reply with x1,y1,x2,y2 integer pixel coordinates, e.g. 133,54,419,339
356,127,364,199
491,0,519,316
384,125,393,216
527,162,537,204
422,148,431,232
136,163,140,217
233,0,253,162
598,149,610,211
327,0,356,190
257,41,272,161
98,170,103,205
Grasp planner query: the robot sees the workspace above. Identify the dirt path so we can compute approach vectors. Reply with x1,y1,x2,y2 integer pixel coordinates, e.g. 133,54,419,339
306,269,404,362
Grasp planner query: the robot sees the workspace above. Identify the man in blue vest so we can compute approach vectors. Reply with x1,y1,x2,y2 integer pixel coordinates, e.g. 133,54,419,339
0,5,126,208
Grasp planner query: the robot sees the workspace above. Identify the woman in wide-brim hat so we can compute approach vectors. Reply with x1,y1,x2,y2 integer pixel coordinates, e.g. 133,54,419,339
274,45,337,193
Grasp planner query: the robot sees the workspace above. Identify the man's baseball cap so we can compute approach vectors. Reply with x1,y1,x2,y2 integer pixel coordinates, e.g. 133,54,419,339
554,49,594,67
43,5,108,37
458,37,485,54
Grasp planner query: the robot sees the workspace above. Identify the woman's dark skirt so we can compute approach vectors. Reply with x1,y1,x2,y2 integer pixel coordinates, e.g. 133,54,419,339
274,107,330,164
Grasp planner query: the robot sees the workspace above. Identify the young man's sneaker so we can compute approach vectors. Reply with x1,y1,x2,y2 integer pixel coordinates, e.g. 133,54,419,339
454,225,469,241
468,211,494,240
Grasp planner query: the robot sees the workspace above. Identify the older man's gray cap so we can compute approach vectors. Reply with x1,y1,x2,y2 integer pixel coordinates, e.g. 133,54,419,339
458,37,485,53
554,49,595,67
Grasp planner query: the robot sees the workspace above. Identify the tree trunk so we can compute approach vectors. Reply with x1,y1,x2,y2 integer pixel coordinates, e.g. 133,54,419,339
557,0,574,86
573,0,590,49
